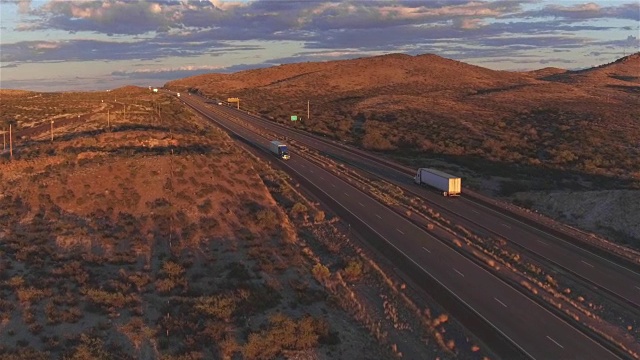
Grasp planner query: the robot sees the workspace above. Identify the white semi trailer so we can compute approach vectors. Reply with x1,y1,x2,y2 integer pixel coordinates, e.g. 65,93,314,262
414,168,461,196
269,140,290,160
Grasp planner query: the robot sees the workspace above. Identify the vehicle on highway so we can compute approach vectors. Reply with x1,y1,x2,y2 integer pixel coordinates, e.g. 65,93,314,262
269,140,290,160
177,92,180,97
415,168,461,196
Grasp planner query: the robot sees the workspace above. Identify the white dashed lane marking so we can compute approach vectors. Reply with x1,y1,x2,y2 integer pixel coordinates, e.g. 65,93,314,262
494,297,507,308
581,260,594,268
546,336,564,349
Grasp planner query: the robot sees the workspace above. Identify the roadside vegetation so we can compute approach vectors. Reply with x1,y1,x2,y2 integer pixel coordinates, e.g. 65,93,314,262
0,87,490,359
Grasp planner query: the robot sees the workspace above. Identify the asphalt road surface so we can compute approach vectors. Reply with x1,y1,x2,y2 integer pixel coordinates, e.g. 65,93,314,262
211,98,640,312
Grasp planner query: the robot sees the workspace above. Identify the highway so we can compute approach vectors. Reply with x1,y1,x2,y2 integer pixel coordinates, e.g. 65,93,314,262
207,97,640,312
176,92,622,360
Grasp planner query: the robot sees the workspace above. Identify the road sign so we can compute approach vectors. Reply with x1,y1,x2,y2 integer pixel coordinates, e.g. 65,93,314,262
227,97,239,103
291,115,298,121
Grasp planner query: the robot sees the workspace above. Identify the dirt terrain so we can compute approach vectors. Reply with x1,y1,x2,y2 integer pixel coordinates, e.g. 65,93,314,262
0,88,489,359
510,189,640,249
166,53,640,249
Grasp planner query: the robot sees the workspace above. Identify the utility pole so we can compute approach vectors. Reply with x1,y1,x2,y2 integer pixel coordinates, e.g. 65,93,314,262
237,99,240,110
50,120,54,142
9,123,13,160
3,127,5,150
107,109,110,131
307,100,310,120
123,104,126,122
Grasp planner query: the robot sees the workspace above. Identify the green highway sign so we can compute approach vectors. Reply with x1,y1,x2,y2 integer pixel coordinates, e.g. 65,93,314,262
291,115,298,121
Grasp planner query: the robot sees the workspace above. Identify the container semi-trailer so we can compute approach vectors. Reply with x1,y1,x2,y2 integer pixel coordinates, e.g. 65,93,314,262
269,140,290,160
414,168,461,196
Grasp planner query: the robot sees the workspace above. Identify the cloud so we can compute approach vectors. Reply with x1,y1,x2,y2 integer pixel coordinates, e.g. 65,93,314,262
2,0,637,90
522,2,640,21
0,37,257,64
111,64,227,80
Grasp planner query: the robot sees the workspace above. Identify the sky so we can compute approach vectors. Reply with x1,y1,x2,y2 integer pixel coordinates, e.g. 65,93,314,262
0,0,638,92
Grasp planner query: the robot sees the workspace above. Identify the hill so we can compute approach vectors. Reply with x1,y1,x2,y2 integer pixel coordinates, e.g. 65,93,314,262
166,53,640,247
166,53,640,186
0,89,486,359
540,53,640,85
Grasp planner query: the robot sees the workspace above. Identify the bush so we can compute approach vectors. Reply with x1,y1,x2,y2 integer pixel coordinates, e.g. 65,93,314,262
343,259,364,282
256,209,278,230
290,202,308,217
195,295,237,322
312,264,330,283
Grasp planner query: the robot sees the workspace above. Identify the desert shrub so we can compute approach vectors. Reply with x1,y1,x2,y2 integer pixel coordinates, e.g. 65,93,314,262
242,314,327,359
83,288,131,311
313,210,325,223
343,259,364,282
256,209,278,230
311,264,331,283
0,348,51,360
290,202,308,218
163,261,185,279
195,294,238,322
64,334,112,360
16,287,49,305
362,129,395,150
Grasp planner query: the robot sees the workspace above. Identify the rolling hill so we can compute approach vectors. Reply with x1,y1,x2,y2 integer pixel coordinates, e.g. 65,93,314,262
166,52,640,247
166,53,640,187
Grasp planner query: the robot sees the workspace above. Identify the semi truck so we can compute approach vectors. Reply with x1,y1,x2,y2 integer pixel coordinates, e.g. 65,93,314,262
269,140,290,160
414,168,461,196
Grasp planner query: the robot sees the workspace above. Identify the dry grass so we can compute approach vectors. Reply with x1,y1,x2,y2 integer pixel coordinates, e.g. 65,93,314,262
0,87,492,359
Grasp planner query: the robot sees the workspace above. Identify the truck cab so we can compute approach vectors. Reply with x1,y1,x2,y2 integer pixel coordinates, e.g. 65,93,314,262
269,140,290,160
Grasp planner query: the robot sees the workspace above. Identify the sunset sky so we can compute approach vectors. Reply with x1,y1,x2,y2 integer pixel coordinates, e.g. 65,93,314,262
1,0,638,91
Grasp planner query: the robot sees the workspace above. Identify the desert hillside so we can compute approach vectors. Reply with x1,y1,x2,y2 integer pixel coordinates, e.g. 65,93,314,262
0,88,488,359
166,53,640,248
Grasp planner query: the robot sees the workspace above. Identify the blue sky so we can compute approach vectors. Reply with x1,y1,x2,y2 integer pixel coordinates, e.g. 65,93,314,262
1,0,638,91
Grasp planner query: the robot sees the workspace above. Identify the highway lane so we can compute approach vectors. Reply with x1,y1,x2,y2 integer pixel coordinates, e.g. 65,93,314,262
178,93,621,360
204,98,640,310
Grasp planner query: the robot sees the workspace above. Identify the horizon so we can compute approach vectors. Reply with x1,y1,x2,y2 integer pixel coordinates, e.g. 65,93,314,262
1,0,638,92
